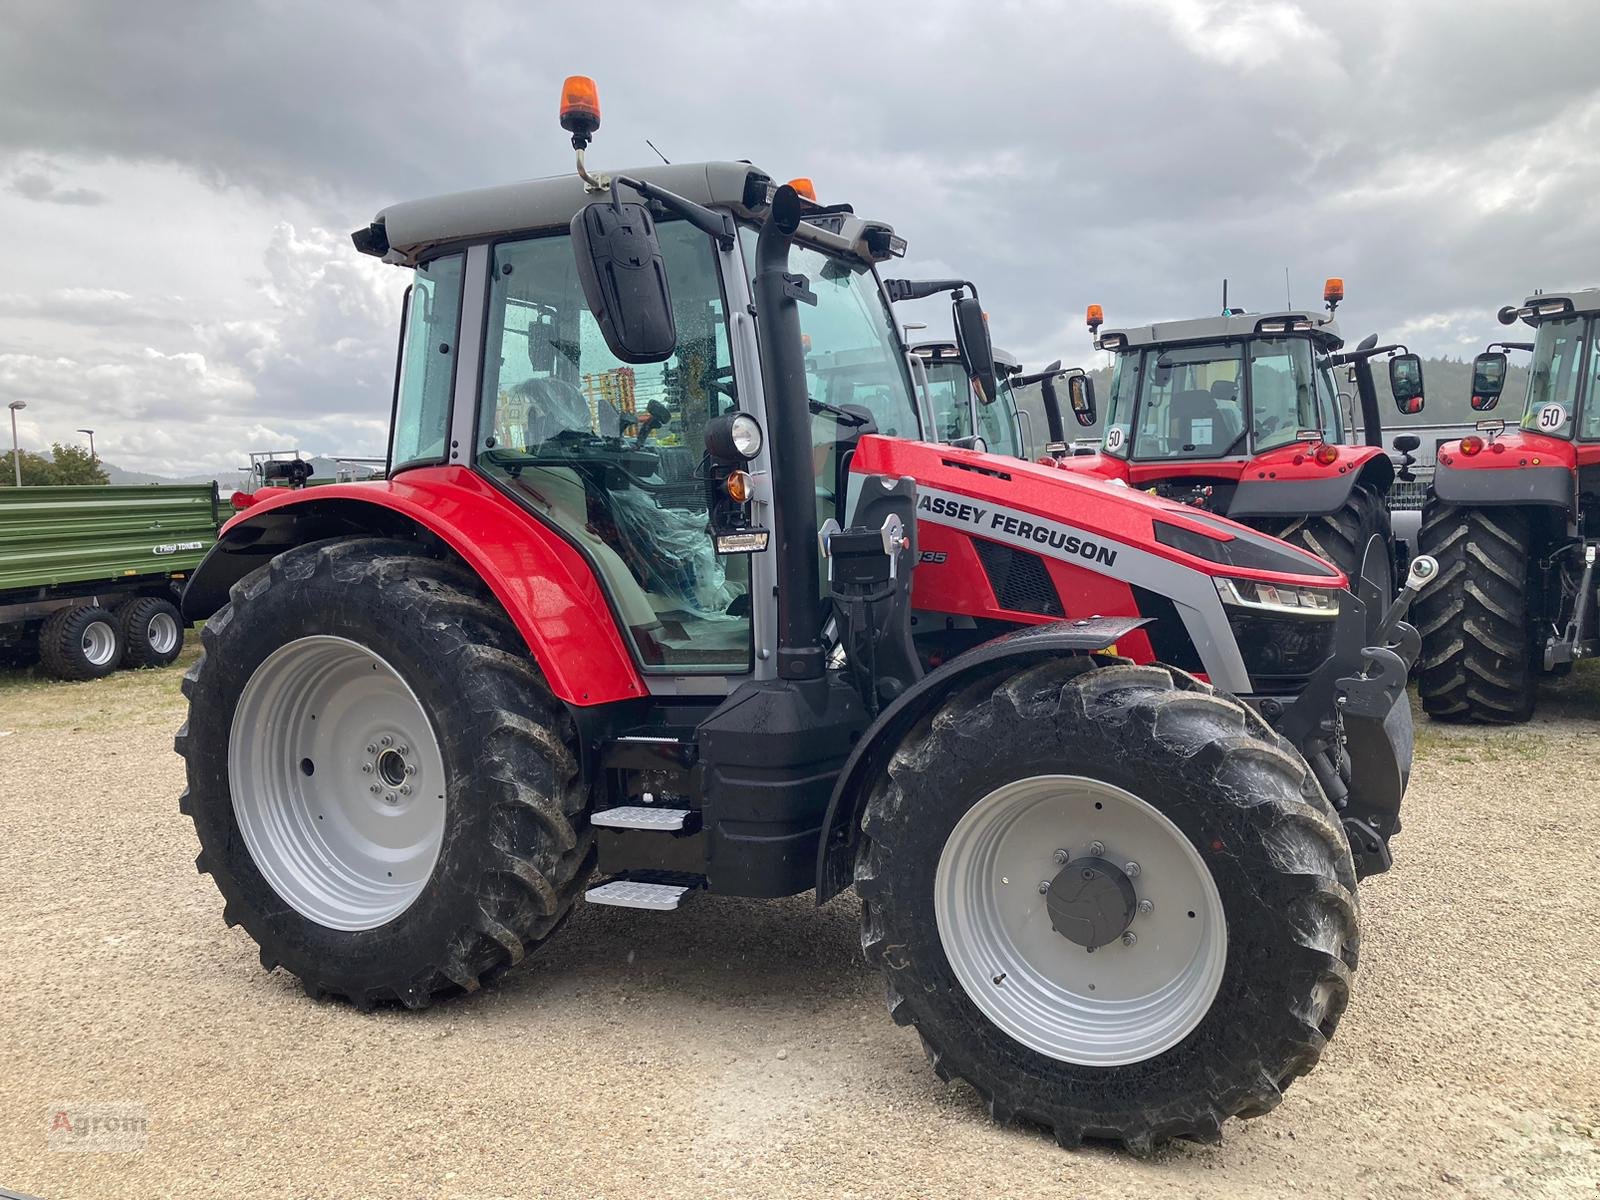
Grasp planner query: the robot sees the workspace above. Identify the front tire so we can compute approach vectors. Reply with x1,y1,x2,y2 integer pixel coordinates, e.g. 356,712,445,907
176,538,594,1009
856,658,1358,1151
1259,482,1394,602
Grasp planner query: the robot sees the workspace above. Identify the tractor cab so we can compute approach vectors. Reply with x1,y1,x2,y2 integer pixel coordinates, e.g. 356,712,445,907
1043,287,1426,596
910,340,1026,457
1463,289,1600,454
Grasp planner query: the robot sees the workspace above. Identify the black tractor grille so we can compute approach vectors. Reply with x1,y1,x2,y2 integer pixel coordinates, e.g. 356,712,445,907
973,540,1064,617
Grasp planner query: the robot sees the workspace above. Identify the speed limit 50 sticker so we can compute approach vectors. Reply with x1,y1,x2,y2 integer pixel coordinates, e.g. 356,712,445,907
1536,403,1568,431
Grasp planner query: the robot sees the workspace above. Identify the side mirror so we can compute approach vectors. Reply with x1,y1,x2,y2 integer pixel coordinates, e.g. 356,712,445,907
570,200,677,364
1067,374,1097,428
1393,434,1421,453
1470,350,1508,411
952,295,999,410
1389,353,1425,415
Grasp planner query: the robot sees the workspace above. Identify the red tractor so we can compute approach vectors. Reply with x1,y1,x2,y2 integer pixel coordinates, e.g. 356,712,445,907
1416,288,1600,723
176,79,1426,1149
1040,289,1427,606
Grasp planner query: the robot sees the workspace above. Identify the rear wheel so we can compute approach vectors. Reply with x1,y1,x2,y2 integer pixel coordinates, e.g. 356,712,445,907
857,658,1358,1151
1414,501,1536,723
39,604,123,681
1259,482,1393,602
177,538,594,1008
120,596,185,668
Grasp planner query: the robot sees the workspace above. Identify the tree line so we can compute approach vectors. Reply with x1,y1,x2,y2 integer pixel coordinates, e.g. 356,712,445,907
0,444,111,486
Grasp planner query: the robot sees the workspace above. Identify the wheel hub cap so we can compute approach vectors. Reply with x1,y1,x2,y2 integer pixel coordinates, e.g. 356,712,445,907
1045,857,1137,949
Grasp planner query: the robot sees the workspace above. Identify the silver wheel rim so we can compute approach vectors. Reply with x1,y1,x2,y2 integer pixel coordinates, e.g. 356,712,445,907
147,611,180,655
81,619,117,666
934,775,1227,1066
229,635,446,931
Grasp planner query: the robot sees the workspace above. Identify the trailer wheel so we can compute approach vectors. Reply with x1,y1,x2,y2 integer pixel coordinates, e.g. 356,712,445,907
39,604,124,681
856,657,1358,1151
176,538,594,1009
1414,501,1535,723
120,597,185,668
1259,482,1393,601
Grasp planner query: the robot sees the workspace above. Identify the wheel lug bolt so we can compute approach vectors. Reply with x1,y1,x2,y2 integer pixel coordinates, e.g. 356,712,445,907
398,745,409,756
1089,841,1105,857
399,785,411,796
366,744,377,754
361,763,373,774
1038,881,1050,894
403,765,416,776
1125,861,1141,878
1121,931,1138,947
380,735,393,748
385,793,398,804
1052,849,1069,865
369,784,381,794
1137,899,1154,915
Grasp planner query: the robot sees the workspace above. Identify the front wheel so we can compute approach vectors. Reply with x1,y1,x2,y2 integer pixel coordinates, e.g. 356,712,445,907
1259,483,1393,603
856,658,1358,1151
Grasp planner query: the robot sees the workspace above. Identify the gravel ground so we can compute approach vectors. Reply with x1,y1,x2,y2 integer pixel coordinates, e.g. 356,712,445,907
2,649,1598,1199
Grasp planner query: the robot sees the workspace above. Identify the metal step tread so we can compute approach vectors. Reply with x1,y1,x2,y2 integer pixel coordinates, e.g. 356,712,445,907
591,805,693,831
585,879,693,911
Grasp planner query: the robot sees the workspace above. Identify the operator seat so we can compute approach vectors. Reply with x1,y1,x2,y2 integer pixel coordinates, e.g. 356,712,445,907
1168,388,1228,454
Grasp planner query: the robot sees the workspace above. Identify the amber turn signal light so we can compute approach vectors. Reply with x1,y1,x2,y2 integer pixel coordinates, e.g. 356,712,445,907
1313,443,1339,466
725,470,752,503
559,76,601,138
1459,436,1485,456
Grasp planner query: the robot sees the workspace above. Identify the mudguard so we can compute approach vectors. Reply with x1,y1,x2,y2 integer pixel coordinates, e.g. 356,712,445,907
181,466,647,707
1227,447,1393,519
814,616,1149,903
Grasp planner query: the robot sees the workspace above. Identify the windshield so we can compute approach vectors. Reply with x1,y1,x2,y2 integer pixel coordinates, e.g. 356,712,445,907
1520,316,1590,439
1129,342,1246,460
921,358,974,441
476,220,750,674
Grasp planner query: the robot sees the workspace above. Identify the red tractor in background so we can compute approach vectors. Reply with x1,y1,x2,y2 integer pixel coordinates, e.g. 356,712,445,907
1039,286,1427,607
173,78,1427,1150
1416,288,1600,723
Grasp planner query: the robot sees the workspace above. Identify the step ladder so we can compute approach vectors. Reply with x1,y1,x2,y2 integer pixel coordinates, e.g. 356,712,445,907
585,877,698,911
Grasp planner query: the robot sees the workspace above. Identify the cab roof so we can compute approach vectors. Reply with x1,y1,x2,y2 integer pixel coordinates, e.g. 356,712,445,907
1096,309,1344,352
1512,288,1600,323
357,161,772,266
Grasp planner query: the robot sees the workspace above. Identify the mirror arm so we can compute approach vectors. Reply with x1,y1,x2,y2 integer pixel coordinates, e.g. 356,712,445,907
612,174,737,250
885,278,974,303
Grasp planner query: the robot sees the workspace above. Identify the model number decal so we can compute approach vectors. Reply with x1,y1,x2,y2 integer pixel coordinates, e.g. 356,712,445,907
152,541,205,555
916,493,1118,567
918,550,948,564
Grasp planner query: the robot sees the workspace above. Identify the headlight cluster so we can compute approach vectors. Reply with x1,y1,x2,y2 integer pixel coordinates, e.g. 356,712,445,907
1214,577,1340,616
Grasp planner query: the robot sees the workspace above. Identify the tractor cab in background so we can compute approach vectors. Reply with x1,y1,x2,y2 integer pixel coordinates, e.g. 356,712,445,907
1046,283,1426,599
910,340,1028,457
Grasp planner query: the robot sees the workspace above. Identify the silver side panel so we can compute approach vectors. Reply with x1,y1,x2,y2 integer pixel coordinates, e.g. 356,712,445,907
448,243,489,467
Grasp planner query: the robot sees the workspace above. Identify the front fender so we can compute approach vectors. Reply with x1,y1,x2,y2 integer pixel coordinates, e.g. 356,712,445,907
813,616,1148,903
182,467,647,707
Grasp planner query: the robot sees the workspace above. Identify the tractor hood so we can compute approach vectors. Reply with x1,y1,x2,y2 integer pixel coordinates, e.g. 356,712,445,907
852,436,1344,587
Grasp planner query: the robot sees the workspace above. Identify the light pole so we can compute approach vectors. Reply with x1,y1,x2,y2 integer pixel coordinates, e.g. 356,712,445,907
8,400,25,487
77,428,96,460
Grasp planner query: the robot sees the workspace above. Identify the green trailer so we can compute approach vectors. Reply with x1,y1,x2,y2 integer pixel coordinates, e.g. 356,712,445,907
0,484,221,680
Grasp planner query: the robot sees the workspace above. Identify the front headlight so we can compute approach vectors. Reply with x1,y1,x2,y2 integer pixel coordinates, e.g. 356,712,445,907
1215,577,1340,617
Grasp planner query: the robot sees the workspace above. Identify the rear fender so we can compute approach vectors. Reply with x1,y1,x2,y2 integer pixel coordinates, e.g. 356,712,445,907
1227,446,1393,519
182,467,647,707
1432,433,1576,509
814,616,1148,902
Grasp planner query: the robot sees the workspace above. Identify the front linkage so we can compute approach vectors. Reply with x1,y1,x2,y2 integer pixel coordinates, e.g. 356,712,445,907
1274,555,1435,876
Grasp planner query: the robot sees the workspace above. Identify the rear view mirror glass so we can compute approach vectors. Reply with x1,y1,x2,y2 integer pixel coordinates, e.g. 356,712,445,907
570,200,677,364
952,295,998,411
1389,353,1425,416
1067,374,1097,428
1470,351,1507,411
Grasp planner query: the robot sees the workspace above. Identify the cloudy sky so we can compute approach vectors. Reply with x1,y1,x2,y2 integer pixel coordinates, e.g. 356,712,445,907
3,0,1597,476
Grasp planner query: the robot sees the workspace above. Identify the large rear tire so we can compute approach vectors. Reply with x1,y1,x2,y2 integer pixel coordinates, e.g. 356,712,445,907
1257,482,1394,601
1414,501,1536,724
177,538,594,1009
856,657,1359,1151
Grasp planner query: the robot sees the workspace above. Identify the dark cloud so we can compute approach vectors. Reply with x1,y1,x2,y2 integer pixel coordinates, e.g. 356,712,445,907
8,169,106,205
2,0,1599,472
